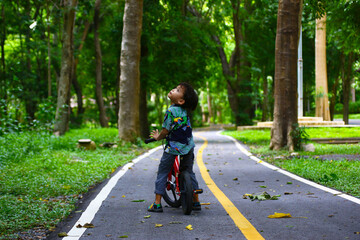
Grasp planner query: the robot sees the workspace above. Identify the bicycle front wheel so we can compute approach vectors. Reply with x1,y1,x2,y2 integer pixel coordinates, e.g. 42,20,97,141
163,170,181,208
180,171,193,215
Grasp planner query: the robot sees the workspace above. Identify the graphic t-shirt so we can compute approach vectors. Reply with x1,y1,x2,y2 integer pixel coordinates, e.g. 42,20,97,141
162,104,195,155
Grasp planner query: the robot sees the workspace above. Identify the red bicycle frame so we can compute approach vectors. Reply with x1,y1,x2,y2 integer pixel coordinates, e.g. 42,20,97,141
167,155,180,194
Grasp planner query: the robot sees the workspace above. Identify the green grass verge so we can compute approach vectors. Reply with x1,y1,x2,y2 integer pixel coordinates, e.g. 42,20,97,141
0,128,158,239
222,127,360,198
334,113,360,119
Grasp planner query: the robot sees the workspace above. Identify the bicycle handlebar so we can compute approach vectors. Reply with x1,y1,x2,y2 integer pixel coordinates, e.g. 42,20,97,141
145,138,156,144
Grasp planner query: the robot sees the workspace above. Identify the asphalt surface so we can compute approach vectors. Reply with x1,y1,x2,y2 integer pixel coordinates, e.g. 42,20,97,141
49,131,360,240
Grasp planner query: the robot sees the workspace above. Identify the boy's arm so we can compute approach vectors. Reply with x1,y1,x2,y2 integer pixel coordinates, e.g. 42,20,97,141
150,128,169,141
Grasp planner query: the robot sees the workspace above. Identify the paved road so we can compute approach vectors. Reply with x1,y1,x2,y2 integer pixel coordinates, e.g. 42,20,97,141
335,119,360,125
49,131,360,240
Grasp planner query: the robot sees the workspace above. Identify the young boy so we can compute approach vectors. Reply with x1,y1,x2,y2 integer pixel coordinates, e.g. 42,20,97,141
148,82,201,212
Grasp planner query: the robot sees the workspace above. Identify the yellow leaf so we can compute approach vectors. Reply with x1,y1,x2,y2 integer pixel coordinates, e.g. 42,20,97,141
144,215,151,219
122,195,126,198
268,212,292,218
155,224,163,227
186,225,193,230
200,202,211,205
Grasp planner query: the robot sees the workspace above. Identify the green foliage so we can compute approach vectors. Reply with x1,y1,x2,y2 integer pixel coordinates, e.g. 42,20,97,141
0,128,155,237
334,101,360,114
290,124,310,151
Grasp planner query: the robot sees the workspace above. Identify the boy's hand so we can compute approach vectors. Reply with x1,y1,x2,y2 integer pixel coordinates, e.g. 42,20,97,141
150,128,169,141
150,129,160,140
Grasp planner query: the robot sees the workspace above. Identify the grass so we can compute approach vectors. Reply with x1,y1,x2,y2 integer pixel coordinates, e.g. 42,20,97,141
222,127,360,198
334,113,360,119
0,128,158,239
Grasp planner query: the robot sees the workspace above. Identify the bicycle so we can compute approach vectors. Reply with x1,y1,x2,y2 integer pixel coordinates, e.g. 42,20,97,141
145,138,202,215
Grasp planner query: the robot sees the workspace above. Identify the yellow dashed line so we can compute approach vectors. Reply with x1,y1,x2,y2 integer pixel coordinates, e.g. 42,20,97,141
196,134,265,240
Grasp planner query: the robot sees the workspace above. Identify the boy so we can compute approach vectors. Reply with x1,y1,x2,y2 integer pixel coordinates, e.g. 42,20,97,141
148,82,201,212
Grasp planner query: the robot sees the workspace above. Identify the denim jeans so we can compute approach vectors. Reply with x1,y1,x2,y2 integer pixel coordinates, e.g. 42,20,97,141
154,148,199,196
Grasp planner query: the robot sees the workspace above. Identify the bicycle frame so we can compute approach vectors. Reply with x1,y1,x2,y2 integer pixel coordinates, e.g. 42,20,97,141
167,155,180,195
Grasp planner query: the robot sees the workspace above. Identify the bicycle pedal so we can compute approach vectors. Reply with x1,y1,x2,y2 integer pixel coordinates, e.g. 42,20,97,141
194,189,203,194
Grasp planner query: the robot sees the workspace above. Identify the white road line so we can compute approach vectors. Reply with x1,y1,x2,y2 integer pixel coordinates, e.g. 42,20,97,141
62,146,162,240
220,132,360,205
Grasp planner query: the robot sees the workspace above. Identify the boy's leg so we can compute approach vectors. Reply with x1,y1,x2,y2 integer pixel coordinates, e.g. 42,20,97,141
149,152,176,212
154,152,176,200
179,148,199,190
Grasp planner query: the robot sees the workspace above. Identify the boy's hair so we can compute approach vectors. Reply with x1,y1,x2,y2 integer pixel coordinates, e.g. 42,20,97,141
179,82,198,112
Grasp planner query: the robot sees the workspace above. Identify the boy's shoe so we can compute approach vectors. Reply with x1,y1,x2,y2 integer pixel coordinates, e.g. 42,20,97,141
193,202,201,211
148,203,163,212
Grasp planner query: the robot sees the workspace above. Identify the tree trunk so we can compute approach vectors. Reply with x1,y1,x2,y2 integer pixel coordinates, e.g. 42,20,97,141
270,0,303,151
72,20,90,125
315,15,330,121
261,71,269,122
94,0,108,128
54,0,77,136
342,52,354,124
329,74,340,121
206,82,212,124
118,0,143,141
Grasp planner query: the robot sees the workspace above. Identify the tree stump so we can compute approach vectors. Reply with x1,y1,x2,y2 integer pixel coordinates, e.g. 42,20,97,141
77,139,96,150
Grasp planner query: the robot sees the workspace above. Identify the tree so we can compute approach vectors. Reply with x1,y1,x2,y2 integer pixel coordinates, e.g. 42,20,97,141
315,14,330,121
118,0,143,141
54,0,77,135
270,0,303,151
94,0,108,127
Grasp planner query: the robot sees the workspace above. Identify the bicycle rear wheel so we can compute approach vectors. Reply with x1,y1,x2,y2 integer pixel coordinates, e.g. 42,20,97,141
180,171,193,215
163,170,181,208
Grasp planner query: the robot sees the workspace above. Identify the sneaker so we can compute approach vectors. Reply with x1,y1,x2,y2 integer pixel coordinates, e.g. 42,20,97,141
148,203,163,212
193,202,201,211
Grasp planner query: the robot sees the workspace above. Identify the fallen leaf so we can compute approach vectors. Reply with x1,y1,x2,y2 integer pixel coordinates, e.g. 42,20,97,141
287,182,293,185
201,202,211,205
58,232,68,237
268,212,292,218
155,224,163,227
122,195,126,198
83,223,95,228
354,232,360,235
169,221,183,224
119,235,128,238
284,192,293,195
76,224,82,228
106,234,112,237
144,215,151,219
246,192,280,201
243,194,253,199
131,199,145,202
259,185,267,188
233,178,238,181
186,224,193,230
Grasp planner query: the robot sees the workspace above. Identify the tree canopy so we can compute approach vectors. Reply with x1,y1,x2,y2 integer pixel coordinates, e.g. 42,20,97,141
0,0,359,143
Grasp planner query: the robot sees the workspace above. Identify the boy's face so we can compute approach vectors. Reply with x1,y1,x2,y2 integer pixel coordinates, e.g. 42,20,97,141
168,85,185,105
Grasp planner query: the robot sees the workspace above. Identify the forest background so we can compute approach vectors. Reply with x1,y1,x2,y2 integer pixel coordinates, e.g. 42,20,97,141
0,0,359,139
